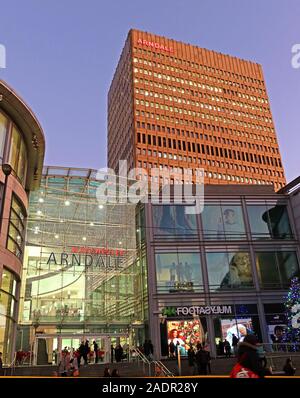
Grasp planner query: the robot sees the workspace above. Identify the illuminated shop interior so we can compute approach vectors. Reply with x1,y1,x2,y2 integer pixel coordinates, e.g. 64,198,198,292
17,167,148,363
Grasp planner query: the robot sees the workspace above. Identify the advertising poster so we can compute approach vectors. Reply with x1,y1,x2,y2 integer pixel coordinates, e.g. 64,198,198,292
221,318,253,346
266,314,286,345
167,319,207,356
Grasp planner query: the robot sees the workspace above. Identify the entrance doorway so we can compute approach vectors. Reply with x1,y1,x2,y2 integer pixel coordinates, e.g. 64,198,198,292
32,333,129,366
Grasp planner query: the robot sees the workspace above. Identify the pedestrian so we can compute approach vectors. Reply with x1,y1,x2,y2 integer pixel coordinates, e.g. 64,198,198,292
111,344,115,363
93,340,99,364
143,340,150,359
195,343,210,375
58,350,70,377
111,369,120,377
224,339,231,358
103,367,111,377
187,345,196,375
283,358,296,376
217,340,224,356
169,341,175,358
78,342,85,367
115,345,123,362
69,353,79,377
230,334,272,378
203,342,212,374
148,340,154,360
84,340,90,364
232,334,239,356
0,352,3,376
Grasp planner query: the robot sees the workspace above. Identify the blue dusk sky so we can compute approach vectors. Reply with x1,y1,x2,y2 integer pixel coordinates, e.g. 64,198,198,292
0,0,299,182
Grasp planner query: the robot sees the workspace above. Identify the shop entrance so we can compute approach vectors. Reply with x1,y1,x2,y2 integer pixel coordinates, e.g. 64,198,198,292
32,333,128,366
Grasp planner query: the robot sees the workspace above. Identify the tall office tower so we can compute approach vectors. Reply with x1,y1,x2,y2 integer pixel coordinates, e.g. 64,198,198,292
108,29,286,191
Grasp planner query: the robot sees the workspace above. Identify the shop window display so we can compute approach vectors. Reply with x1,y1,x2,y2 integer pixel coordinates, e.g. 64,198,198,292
206,251,253,291
166,319,207,356
247,204,293,239
153,205,197,237
155,252,202,293
201,204,246,240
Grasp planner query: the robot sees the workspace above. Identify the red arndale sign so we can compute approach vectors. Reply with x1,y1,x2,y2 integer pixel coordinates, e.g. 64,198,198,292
137,38,174,53
71,246,126,257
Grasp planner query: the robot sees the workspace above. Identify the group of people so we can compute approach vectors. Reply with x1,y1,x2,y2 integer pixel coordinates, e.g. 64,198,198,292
111,344,128,362
57,340,101,376
217,334,240,357
187,343,211,375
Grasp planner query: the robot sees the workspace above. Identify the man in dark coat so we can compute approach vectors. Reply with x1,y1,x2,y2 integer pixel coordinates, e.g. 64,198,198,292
195,343,210,375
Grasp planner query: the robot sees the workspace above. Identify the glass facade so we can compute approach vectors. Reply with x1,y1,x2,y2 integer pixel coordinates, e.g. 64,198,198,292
148,195,299,358
152,205,197,238
7,195,26,259
247,204,293,239
155,251,202,293
256,251,300,289
0,268,18,363
201,204,246,240
206,251,253,291
9,126,28,186
19,168,148,350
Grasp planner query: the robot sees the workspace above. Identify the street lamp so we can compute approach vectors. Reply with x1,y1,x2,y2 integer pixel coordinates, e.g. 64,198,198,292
0,163,12,234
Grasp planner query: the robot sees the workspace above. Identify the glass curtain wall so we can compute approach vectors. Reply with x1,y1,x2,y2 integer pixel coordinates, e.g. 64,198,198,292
19,167,147,337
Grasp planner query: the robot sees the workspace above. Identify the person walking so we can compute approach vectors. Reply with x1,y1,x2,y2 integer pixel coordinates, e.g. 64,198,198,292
58,350,70,377
78,342,85,368
187,345,196,375
224,339,231,358
93,341,99,364
169,341,175,358
84,340,90,365
111,344,115,363
232,334,239,356
143,340,150,359
283,358,296,376
148,340,154,360
195,343,210,375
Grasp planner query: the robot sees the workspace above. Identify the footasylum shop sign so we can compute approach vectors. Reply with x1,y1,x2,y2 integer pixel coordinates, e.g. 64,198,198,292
162,305,233,317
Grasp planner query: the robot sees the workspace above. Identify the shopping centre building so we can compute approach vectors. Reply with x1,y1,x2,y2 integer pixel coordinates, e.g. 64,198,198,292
0,28,300,365
14,170,300,362
143,182,300,358
16,166,148,364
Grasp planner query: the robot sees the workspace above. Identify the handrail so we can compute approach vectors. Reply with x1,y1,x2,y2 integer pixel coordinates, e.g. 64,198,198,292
130,347,151,376
262,343,300,353
153,360,174,377
130,347,174,377
4,353,17,376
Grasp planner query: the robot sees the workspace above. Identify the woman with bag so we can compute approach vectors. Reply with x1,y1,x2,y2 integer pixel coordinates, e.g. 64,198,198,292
230,334,272,378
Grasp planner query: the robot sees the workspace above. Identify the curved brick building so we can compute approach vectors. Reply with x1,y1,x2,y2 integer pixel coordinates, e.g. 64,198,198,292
0,80,45,363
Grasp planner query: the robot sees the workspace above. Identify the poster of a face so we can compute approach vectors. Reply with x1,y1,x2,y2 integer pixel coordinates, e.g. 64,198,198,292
153,206,196,236
268,324,286,344
167,319,207,356
206,252,253,290
221,318,253,346
202,205,245,239
155,252,202,292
